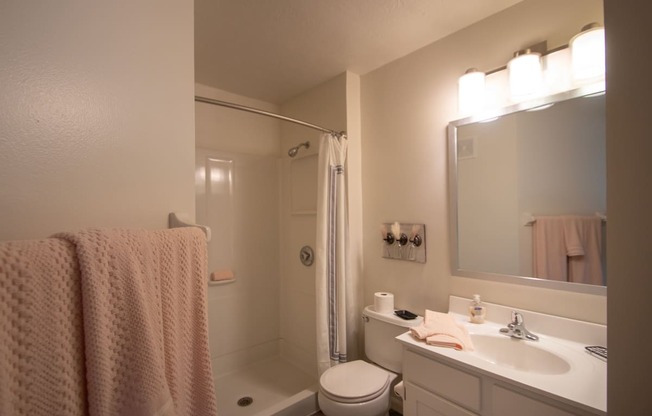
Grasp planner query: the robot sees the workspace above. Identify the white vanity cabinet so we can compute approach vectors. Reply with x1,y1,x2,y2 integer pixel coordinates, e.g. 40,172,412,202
399,297,607,416
402,349,598,416
403,349,481,415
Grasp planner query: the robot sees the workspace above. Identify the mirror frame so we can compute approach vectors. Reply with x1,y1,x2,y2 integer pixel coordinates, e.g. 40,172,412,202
448,81,607,296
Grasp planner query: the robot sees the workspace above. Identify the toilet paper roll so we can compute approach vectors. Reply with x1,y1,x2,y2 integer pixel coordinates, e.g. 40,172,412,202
394,380,406,400
374,292,394,314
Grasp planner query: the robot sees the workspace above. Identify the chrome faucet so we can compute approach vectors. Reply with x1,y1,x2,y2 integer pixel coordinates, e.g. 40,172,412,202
500,311,539,341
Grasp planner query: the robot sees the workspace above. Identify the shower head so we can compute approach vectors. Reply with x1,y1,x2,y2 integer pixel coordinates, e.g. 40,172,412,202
288,141,310,158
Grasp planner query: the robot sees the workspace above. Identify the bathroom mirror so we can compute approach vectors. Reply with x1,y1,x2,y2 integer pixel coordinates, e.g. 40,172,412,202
448,83,606,295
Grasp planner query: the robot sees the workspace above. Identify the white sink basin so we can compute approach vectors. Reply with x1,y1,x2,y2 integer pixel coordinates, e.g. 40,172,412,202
470,334,571,375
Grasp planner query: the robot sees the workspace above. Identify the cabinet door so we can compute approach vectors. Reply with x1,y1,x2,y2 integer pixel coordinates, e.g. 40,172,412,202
405,382,478,416
492,385,580,416
404,350,481,412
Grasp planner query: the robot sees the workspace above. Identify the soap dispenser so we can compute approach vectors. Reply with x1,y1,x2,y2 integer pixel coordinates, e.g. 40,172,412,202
469,294,486,324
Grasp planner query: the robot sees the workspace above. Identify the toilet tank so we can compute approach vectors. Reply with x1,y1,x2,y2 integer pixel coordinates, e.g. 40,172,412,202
363,305,423,373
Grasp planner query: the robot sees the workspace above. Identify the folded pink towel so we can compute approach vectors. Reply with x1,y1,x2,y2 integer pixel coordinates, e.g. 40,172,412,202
409,310,474,351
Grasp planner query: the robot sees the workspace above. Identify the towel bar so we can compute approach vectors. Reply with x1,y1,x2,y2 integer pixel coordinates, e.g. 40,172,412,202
168,212,212,241
522,212,607,226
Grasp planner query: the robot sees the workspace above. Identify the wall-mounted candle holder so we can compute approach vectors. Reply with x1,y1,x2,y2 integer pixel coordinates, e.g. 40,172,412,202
380,222,426,263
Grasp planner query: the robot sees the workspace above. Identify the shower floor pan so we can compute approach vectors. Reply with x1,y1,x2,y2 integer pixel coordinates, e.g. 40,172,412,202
214,356,319,416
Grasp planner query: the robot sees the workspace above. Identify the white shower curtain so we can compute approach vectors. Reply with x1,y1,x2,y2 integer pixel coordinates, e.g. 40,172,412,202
315,132,349,375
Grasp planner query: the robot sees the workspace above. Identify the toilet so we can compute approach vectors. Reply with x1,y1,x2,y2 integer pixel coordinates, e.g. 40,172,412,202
318,305,423,416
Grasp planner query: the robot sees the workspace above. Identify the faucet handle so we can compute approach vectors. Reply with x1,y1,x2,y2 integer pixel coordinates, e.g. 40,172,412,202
511,311,523,325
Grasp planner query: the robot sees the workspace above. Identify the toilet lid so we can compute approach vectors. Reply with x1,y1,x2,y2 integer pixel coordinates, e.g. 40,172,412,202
320,360,390,402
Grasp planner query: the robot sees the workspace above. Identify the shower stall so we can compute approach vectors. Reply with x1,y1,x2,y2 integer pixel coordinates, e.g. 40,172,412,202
194,86,339,415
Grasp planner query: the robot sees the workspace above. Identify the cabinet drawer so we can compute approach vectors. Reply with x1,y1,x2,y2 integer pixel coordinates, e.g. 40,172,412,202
405,382,478,416
404,349,481,412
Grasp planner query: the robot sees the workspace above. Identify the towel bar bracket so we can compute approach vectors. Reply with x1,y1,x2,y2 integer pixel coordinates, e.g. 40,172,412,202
168,212,212,242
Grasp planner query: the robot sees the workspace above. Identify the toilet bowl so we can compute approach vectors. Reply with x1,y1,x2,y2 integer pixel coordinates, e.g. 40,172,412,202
317,305,423,416
318,360,397,416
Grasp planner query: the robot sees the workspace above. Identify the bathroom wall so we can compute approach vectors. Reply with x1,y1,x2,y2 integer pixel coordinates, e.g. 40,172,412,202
279,72,363,376
361,0,607,323
0,1,195,241
194,83,283,376
605,2,652,413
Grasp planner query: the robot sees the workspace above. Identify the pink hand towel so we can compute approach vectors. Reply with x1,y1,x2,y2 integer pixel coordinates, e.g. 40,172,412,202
563,217,586,257
409,310,474,351
532,216,568,281
533,215,604,285
566,216,604,285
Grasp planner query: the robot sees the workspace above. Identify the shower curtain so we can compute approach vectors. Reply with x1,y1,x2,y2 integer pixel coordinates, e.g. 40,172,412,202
315,133,350,375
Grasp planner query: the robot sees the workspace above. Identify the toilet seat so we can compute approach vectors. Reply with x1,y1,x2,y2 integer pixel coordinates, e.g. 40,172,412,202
319,360,391,404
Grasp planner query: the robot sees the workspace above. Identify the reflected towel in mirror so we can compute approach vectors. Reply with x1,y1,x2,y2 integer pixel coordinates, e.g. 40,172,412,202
533,216,603,285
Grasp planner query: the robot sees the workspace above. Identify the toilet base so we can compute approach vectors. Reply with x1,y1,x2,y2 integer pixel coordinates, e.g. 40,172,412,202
318,385,392,416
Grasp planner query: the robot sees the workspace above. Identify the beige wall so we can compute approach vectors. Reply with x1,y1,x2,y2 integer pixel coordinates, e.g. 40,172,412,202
605,1,652,413
361,0,606,323
195,84,282,155
0,1,195,240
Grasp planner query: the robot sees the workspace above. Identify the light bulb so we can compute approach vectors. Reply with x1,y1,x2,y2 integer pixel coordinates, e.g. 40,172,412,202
458,69,486,116
508,50,543,100
570,24,605,82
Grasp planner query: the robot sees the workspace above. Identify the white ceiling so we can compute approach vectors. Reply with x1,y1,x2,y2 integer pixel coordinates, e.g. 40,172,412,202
195,0,523,104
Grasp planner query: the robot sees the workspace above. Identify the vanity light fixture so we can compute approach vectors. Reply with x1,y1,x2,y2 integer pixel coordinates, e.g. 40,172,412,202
458,68,486,116
508,49,543,100
570,23,605,82
457,23,605,117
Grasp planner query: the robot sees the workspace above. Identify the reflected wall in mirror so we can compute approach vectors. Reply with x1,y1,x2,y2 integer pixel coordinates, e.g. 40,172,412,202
449,87,606,294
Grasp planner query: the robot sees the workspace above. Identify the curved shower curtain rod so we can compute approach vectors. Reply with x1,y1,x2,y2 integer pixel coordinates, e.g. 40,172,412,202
195,95,346,137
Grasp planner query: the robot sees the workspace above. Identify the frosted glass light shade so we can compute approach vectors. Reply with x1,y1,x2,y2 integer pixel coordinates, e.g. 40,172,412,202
458,69,485,116
570,25,605,81
508,51,542,99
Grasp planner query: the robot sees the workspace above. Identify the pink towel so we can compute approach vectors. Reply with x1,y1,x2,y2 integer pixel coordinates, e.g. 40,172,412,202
532,217,569,281
409,310,474,351
532,216,604,284
566,217,604,285
57,228,218,416
0,239,87,416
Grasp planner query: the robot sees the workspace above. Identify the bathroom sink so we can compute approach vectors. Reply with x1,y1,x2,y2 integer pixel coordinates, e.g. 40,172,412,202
470,334,571,375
